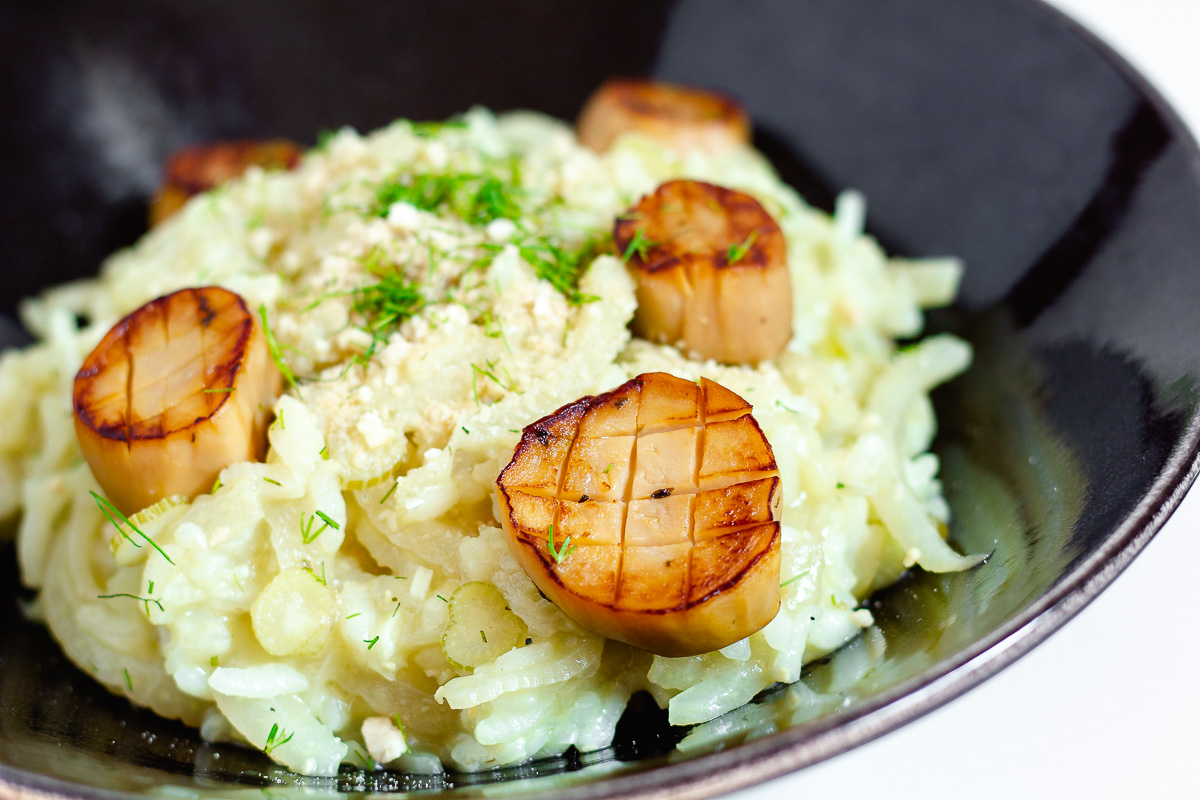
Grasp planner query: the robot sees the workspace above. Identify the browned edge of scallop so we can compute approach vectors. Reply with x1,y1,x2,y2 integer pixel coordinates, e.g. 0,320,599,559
576,78,751,153
149,139,303,226
72,288,253,443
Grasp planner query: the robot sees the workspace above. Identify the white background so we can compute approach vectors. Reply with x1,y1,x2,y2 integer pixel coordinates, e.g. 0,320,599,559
741,1,1200,798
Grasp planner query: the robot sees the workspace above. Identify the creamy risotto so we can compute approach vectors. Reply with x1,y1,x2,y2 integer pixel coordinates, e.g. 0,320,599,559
0,107,977,776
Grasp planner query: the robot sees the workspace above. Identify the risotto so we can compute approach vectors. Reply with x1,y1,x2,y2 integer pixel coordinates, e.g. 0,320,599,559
0,106,977,776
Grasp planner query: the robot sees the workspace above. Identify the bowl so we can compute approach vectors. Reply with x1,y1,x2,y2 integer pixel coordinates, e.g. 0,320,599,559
2,0,1199,798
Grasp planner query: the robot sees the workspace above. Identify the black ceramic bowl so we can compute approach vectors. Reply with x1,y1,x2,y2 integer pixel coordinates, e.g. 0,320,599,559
2,1,1199,798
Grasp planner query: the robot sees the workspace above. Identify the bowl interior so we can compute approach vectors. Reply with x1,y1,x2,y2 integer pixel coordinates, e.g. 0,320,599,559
2,1,1200,798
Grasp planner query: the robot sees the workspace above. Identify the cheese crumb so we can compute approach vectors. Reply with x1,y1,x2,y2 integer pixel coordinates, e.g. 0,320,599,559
850,609,875,628
362,716,408,765
356,412,394,449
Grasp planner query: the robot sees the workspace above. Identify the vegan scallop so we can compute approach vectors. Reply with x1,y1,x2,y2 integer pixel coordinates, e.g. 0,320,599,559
616,179,793,364
495,372,782,658
73,286,281,514
149,139,302,226
576,78,750,154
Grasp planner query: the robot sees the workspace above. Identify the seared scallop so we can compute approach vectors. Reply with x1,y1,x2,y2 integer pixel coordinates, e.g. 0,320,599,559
73,287,282,514
149,139,302,226
576,78,750,154
615,179,792,364
495,372,781,657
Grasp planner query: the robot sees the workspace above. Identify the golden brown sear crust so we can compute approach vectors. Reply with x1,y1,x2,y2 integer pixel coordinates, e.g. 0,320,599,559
149,139,302,226
576,79,750,154
615,179,793,364
495,372,782,657
73,286,282,514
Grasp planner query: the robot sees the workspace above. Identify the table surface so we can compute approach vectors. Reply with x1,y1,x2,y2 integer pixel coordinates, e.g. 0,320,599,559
737,1,1200,798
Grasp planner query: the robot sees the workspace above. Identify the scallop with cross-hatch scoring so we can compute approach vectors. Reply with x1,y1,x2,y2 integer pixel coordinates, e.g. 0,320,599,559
495,372,781,657
73,286,282,514
616,179,793,364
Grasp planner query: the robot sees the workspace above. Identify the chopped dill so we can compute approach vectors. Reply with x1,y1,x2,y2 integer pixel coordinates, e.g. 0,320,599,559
775,399,801,414
318,445,329,460
380,482,399,505
603,463,614,474
304,562,327,585
211,477,222,494
781,568,811,589
314,128,339,150
461,426,470,435
480,630,487,643
351,247,426,342
409,119,469,138
436,594,448,602
621,228,658,263
546,523,576,564
315,510,340,530
98,593,164,614
370,169,521,226
90,491,174,565
346,612,361,620
301,512,330,544
470,358,518,405
726,230,760,265
836,482,846,489
263,723,294,756
364,636,380,650
258,305,300,394
124,668,132,691
263,477,282,486
202,387,236,394
513,234,602,306
210,656,219,667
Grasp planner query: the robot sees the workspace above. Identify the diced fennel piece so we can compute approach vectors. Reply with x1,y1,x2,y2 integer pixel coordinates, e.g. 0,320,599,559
251,567,336,657
442,582,528,670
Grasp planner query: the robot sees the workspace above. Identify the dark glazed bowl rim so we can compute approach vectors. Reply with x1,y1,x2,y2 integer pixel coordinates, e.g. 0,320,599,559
3,2,1199,799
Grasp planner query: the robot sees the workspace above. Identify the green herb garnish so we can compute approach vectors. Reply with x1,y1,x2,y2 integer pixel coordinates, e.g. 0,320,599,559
781,569,811,589
546,523,576,564
263,723,294,756
98,593,164,614
371,170,521,226
258,305,299,394
409,119,469,138
304,562,327,585
90,491,174,565
621,228,658,263
726,230,760,265
364,636,380,650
